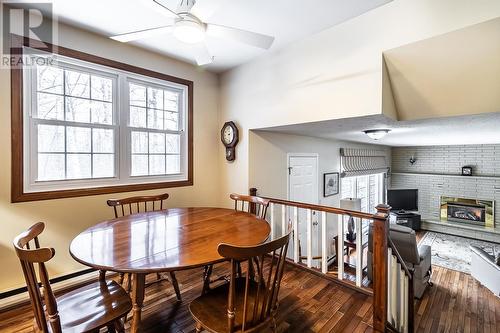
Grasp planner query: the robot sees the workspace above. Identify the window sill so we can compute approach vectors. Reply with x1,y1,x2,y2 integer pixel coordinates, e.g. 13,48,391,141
11,179,193,203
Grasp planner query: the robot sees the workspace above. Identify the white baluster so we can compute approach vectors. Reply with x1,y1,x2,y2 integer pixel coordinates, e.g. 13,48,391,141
387,248,393,325
337,214,344,280
293,207,299,263
270,203,275,240
306,209,312,268
321,211,327,274
403,273,409,333
355,218,362,287
281,205,286,236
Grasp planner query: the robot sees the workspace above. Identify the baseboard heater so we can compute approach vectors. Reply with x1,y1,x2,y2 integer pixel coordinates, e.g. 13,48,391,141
0,268,97,311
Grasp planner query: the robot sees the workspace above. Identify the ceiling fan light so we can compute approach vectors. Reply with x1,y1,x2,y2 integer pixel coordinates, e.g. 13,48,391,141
363,129,391,140
173,20,205,44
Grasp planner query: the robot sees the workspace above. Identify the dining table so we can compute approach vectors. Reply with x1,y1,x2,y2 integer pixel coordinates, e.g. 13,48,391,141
70,207,271,332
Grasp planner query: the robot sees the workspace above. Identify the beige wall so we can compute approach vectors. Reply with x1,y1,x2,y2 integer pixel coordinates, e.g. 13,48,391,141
218,0,500,204
0,23,220,292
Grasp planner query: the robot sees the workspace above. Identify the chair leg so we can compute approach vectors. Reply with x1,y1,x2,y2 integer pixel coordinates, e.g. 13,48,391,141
195,322,203,333
170,272,182,301
271,313,277,333
156,272,162,281
202,265,213,295
118,273,125,285
237,261,242,278
127,273,132,293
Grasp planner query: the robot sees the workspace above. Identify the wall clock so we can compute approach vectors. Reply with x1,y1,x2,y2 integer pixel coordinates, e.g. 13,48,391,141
221,121,239,161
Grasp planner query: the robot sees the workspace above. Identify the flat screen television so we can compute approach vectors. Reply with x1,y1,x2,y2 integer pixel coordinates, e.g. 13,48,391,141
387,189,418,212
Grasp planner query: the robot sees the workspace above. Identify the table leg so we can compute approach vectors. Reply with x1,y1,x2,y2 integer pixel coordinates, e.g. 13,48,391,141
131,273,146,333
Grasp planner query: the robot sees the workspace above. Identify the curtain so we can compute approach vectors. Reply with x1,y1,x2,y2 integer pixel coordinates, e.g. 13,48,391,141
340,148,389,177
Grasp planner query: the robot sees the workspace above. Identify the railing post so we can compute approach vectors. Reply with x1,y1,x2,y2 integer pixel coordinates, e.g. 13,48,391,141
373,204,390,332
249,187,257,214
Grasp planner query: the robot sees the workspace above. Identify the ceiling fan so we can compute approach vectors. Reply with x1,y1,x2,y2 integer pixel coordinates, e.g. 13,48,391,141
110,0,275,66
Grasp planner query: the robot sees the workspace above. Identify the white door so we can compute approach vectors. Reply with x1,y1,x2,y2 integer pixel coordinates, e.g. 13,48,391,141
287,154,319,266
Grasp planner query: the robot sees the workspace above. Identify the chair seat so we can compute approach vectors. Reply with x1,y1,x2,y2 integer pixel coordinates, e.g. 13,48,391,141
190,278,272,333
56,280,132,332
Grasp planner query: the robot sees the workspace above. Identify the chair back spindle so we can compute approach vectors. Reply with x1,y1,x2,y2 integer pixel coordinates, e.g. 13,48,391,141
13,222,60,333
107,193,169,218
217,231,290,332
230,193,270,220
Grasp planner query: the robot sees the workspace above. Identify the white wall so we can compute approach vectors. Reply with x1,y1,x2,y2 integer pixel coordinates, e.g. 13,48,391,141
218,0,500,205
0,21,220,291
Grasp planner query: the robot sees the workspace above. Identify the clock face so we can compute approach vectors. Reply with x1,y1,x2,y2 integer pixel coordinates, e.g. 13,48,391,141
223,125,234,145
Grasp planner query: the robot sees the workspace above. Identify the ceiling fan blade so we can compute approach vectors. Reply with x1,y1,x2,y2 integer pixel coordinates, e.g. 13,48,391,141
206,24,274,49
152,0,181,18
190,0,228,21
110,25,173,42
191,43,213,66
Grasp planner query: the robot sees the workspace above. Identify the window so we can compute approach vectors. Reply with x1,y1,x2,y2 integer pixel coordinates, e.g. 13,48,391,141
341,173,385,213
11,37,193,202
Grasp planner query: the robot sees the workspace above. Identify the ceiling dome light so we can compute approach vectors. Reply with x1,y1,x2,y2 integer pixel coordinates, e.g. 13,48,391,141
363,129,391,140
173,19,205,44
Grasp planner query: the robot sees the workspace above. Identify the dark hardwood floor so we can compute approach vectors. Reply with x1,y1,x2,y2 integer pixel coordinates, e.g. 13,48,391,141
0,263,373,333
1,231,499,332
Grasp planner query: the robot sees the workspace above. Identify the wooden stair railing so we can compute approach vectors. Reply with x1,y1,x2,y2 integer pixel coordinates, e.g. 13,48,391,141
249,188,395,332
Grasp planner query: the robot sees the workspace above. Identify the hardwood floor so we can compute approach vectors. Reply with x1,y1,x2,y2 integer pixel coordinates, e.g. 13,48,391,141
0,263,373,333
1,232,499,332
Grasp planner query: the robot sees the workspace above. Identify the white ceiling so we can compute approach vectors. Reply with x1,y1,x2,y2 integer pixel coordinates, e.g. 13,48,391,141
27,0,391,72
259,113,500,147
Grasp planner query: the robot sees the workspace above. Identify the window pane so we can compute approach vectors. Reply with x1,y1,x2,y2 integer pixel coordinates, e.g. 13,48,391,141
91,101,113,125
166,134,180,153
131,154,148,176
149,155,165,175
166,155,180,174
130,83,146,107
149,133,165,153
65,70,90,98
38,124,64,152
93,154,114,178
67,153,91,179
66,97,91,123
131,131,148,153
92,128,114,153
147,109,164,130
165,111,178,130
130,106,147,128
164,90,178,111
38,153,65,181
147,87,163,109
91,76,112,102
37,66,63,94
37,92,64,120
67,126,91,152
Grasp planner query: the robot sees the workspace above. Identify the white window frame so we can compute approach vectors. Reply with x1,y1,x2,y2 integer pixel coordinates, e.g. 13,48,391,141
340,173,385,213
22,47,189,194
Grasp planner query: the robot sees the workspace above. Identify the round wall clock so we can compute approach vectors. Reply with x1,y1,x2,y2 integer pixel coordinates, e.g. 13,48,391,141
221,121,239,161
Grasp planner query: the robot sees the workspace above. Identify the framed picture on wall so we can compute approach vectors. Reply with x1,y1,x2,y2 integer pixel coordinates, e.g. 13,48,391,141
324,172,339,197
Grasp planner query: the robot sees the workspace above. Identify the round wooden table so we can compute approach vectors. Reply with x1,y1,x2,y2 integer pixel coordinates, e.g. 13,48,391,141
70,207,270,332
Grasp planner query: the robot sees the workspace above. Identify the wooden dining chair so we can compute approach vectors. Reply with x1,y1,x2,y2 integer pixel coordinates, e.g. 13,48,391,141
202,194,271,293
13,222,132,333
230,193,270,220
190,231,291,333
106,193,182,301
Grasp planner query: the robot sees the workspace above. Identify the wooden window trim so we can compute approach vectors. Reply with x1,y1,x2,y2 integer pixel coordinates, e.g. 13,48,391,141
10,35,194,203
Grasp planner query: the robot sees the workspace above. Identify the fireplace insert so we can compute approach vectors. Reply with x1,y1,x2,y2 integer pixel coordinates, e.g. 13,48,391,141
447,202,486,226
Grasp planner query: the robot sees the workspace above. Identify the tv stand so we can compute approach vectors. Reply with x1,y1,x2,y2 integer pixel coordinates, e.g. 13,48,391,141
390,211,421,231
